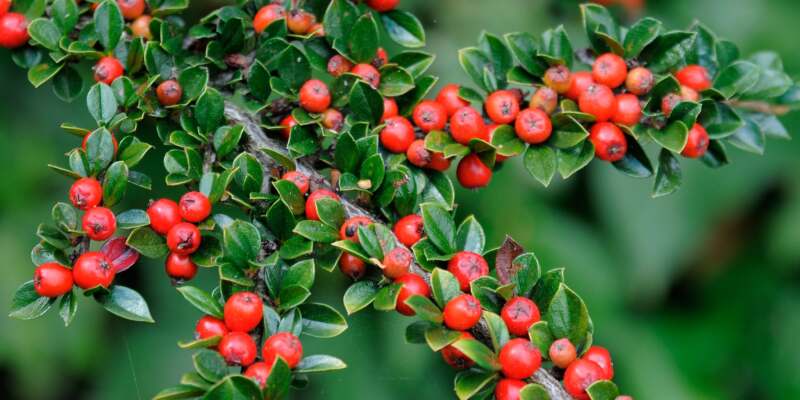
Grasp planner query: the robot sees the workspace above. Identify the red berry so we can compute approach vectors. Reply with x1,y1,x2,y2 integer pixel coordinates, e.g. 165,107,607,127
543,65,572,94
305,189,339,221
262,332,303,369
383,247,413,280
625,67,654,95
485,90,520,124
321,108,344,131
529,87,558,115
156,80,182,106
616,396,634,400
661,92,681,116
412,100,447,132
224,291,264,332
447,251,489,291
612,93,642,126
365,0,399,12
394,214,424,247
501,297,541,336
495,379,527,400
195,316,228,340
579,84,617,122
253,4,285,34
372,47,389,68
456,153,492,189
165,253,197,281
565,71,594,101
436,83,470,117
395,273,430,316
166,222,202,256
549,338,577,368
219,331,257,366
117,0,145,20
583,346,614,380
339,253,366,280
380,116,415,153
179,191,211,223
327,55,353,77
427,151,451,172
299,79,331,113
93,56,124,84
72,251,115,289
676,64,712,92
0,0,9,16
69,178,103,210
282,171,310,195
515,108,552,144
280,115,297,140
593,53,628,89
130,15,152,39
244,361,272,388
340,216,372,242
381,97,399,122
682,123,710,158
564,359,605,400
499,338,541,379
352,63,380,88
82,207,116,241
33,262,73,297
450,107,488,145
406,139,432,168
443,294,482,331
147,198,181,235
680,85,700,102
589,122,627,162
0,12,29,49
286,9,315,35
441,331,475,370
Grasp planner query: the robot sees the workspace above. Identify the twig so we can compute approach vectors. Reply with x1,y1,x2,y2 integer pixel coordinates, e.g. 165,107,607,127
727,100,792,116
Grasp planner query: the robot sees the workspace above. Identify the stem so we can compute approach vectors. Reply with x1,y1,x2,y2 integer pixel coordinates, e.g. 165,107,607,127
727,100,792,116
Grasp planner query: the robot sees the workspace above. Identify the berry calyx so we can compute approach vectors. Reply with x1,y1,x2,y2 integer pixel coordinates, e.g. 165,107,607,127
179,191,211,223
612,93,642,126
69,177,103,210
282,171,310,195
305,189,340,221
286,9,315,34
395,273,430,316
381,97,399,122
515,108,553,144
592,53,628,88
253,4,285,34
93,56,124,84
339,253,366,280
564,359,605,400
130,15,152,39
443,294,482,331
327,55,353,77
0,12,29,49
147,198,181,235
321,108,344,131
412,100,447,132
351,63,380,88
394,214,424,247
340,216,373,242
436,83,470,117
495,379,527,400
406,139,432,168
579,84,617,122
676,64,712,92
499,338,542,380
589,122,628,162
529,87,558,115
33,262,73,297
117,0,146,20
224,291,264,332
441,332,475,370
450,107,488,145
244,361,272,388
549,338,577,369
485,90,520,124
166,222,202,255
565,71,594,101
165,252,198,281
218,331,257,366
280,115,297,140
380,116,415,153
447,251,489,291
82,207,117,241
543,65,572,94
625,67,654,95
365,0,399,13
681,123,710,158
299,79,331,113
156,79,183,106
195,315,228,340
500,296,541,336
262,332,303,369
583,345,614,380
382,247,413,279
456,153,492,189
72,251,115,289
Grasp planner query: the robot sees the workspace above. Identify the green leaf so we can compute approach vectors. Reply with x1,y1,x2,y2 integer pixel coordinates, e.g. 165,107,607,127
532,268,564,315
323,0,359,42
520,383,551,400
196,88,225,134
528,321,554,356
295,355,347,373
483,311,511,352
27,18,61,51
294,220,340,244
452,338,501,371
624,17,661,58
126,227,168,258
178,66,209,103
524,145,557,187
9,281,55,320
648,121,689,153
204,374,262,400
511,253,541,298
278,285,311,311
379,65,415,97
390,51,435,78
504,32,547,76
640,31,696,73
541,25,574,67
264,358,292,400
727,118,765,155
299,303,348,338
652,149,682,198
95,285,154,323
266,200,296,241
86,83,118,125
714,61,761,99
273,179,305,215
421,203,456,255
544,283,590,349
283,259,315,291
145,42,175,81
212,125,243,159
612,136,653,178
52,66,84,102
430,268,462,309
223,220,261,268
94,0,124,50
374,283,402,311
479,31,514,87
51,202,78,233
458,47,492,92
349,80,384,125
102,161,128,207
587,380,620,400
424,325,461,351
58,292,77,326
382,10,425,48
557,140,594,179
454,370,498,400
581,3,619,54
316,198,346,230
176,286,223,319
52,0,79,34
28,60,64,88
456,216,485,254
232,153,263,194
272,44,310,90
343,280,378,315
404,295,443,323
153,385,204,400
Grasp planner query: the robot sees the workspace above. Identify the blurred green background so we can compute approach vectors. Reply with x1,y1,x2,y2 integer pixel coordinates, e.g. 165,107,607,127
2,0,799,399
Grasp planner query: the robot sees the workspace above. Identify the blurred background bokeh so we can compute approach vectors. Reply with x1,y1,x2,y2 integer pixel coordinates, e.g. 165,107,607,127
2,0,799,399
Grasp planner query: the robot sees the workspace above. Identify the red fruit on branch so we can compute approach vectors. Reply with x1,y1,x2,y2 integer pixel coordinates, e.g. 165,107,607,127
447,251,489,291
450,106,488,145
130,15,152,39
381,97,399,122
117,0,146,20
660,92,681,116
262,332,303,369
82,207,117,241
612,93,642,126
244,361,272,388
441,331,476,370
179,191,211,223
365,0,399,13
500,296,541,336
352,63,380,88
406,139,432,168
282,171,310,195
456,153,492,189
485,90,520,124
340,216,373,242
583,345,615,380
427,151,451,171
0,0,9,16
395,274,430,316
625,67,654,95
156,80,183,106
589,122,628,162
543,65,572,94
443,294,482,331
529,87,558,115
299,79,331,113
224,291,263,333
147,198,181,235
321,108,344,131
372,47,389,68
286,9,315,34
280,115,297,140
165,253,198,281
0,12,29,49
69,178,103,210
565,71,595,101
253,4,285,33
195,316,228,340
219,331,257,366
394,214,424,247
93,57,124,84
579,84,617,122
412,100,447,132
380,116,415,153
436,83,470,117
682,123,710,158
72,251,115,290
166,222,202,255
593,53,628,88
564,359,605,400
327,55,353,77
515,108,552,144
499,338,542,380
382,247,413,279
339,253,366,280
676,64,712,92
33,262,73,297
305,189,339,221
549,338,577,368
495,378,527,400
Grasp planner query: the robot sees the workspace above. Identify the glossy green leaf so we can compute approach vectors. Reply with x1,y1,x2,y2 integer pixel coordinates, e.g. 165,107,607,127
382,10,425,48
95,285,154,323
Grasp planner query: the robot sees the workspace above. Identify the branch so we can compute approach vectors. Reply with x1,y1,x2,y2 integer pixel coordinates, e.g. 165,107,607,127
727,100,792,116
224,101,572,400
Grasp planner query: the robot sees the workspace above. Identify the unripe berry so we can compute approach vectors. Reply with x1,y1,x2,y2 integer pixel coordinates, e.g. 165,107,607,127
195,315,228,340
661,92,681,116
244,361,272,388
680,85,700,102
436,83,470,117
117,0,145,20
299,79,331,113
443,294,482,331
224,291,263,332
612,93,642,126
412,100,447,132
456,153,492,189
579,84,617,122
549,338,577,368
321,108,344,131
179,191,211,223
589,122,627,162
625,67,654,95
82,207,116,241
381,97,399,122
529,87,558,115
93,57,124,84
406,139,432,168
72,251,115,289
441,331,475,370
219,331,257,366
543,65,572,94
682,123,710,158
515,108,552,144
166,222,202,255
499,338,542,380
394,214,424,247
327,55,353,77
308,23,324,37
501,296,541,336
427,151,451,172
382,247,413,279
130,15,152,39
593,53,628,88
495,378,527,400
485,90,520,125
340,216,372,242
305,189,339,221
395,273,430,316
450,107,488,145
339,253,366,280
372,47,389,69
565,71,594,101
676,64,712,92
280,115,297,140
282,171,310,195
286,9,315,35
564,359,605,400
156,79,183,106
147,198,181,235
70,178,103,210
583,345,614,380
253,4,285,34
380,116,415,153
165,252,197,281
352,63,380,88
365,0,399,13
262,332,303,369
34,262,73,297
447,251,489,291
